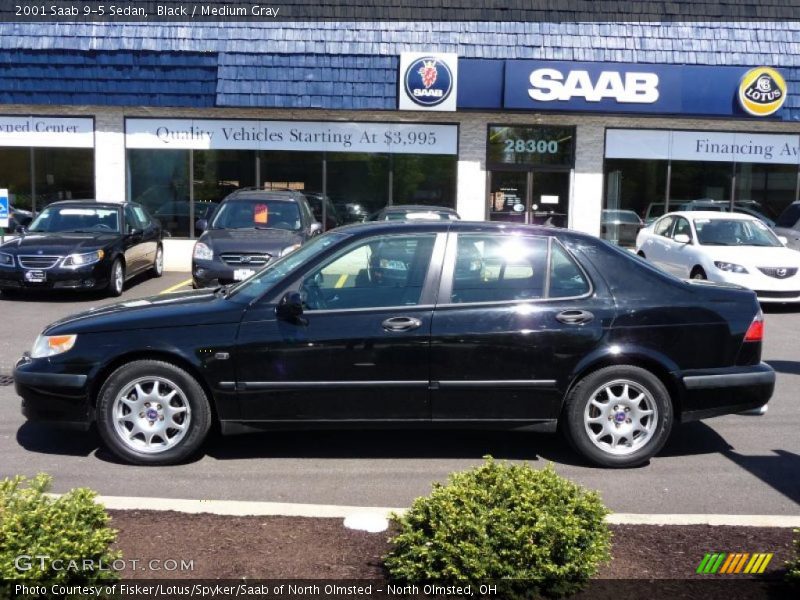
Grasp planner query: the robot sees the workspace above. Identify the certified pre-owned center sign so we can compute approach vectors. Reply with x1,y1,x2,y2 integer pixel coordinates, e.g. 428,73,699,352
399,52,458,112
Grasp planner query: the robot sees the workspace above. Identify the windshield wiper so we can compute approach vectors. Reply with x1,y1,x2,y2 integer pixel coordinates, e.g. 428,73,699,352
213,284,233,298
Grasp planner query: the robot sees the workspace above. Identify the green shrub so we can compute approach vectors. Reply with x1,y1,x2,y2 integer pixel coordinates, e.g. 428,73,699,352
788,530,800,586
0,474,120,585
384,458,611,598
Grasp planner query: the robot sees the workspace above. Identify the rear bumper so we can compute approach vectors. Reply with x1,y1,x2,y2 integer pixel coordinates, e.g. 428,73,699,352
679,362,775,422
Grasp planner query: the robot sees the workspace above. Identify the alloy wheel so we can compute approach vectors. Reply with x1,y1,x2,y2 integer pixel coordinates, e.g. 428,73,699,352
583,379,658,456
112,377,191,454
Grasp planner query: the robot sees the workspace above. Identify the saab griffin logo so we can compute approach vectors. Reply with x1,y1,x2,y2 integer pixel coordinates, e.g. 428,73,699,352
399,53,458,111
696,552,773,574
739,67,787,116
405,56,452,107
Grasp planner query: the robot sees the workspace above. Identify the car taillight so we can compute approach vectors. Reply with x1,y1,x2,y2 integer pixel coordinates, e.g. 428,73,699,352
744,311,765,342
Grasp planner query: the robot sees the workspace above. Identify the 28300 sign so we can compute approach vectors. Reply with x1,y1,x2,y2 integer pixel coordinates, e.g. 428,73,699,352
503,139,559,154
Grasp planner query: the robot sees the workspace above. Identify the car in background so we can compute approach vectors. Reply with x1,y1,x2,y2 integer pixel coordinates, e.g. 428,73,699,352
0,201,163,297
304,192,343,231
775,201,800,252
334,202,369,224
369,205,460,221
636,211,800,302
5,205,34,233
15,220,773,467
192,189,321,288
644,199,775,227
600,209,644,247
153,201,218,237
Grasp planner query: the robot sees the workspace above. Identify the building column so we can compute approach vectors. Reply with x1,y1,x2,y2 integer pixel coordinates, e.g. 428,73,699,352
94,108,126,203
456,116,487,221
571,123,605,237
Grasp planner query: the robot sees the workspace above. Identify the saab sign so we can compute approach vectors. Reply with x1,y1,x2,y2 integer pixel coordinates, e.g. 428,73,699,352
528,68,659,104
399,52,458,112
484,60,788,117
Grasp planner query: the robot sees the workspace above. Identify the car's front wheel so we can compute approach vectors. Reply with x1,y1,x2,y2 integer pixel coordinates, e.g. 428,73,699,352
562,365,673,468
107,259,125,297
95,360,212,465
151,245,164,278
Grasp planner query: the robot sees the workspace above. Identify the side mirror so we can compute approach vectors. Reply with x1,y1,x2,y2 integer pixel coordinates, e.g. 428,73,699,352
309,222,323,235
777,235,789,246
673,233,691,244
195,219,208,233
276,291,305,322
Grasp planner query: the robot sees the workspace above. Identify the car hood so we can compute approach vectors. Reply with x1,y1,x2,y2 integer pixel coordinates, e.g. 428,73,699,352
0,233,116,254
44,288,244,335
200,228,303,257
703,245,800,267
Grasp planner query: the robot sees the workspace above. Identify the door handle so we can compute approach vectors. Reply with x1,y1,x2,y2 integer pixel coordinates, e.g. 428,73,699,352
555,310,594,325
382,316,422,332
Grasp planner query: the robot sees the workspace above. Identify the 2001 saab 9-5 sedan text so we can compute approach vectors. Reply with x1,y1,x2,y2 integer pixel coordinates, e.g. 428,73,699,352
14,221,775,467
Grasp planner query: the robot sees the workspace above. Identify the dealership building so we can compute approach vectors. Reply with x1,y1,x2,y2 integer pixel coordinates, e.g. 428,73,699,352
1,15,800,267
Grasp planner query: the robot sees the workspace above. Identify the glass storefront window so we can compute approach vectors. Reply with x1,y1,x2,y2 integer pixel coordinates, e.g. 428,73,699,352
670,160,734,204
604,159,668,232
34,148,94,208
391,154,457,207
487,126,574,167
325,152,390,218
0,147,94,216
735,163,796,222
128,149,190,237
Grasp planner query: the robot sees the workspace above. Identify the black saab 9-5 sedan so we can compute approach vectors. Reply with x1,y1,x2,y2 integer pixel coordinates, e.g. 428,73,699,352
0,201,163,297
14,221,774,467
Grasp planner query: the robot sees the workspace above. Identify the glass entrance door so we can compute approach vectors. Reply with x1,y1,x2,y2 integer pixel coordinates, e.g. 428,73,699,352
530,171,570,227
489,169,570,226
489,171,528,223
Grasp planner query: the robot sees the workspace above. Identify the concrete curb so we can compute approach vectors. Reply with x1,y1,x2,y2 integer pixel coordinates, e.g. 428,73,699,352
92,495,800,527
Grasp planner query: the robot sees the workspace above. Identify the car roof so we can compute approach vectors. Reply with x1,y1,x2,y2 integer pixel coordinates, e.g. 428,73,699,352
223,190,303,203
383,205,457,212
664,210,755,220
43,200,123,209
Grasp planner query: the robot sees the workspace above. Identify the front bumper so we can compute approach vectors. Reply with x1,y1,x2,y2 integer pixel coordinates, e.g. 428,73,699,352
0,263,109,291
192,259,260,288
679,362,775,421
711,271,800,303
14,356,92,430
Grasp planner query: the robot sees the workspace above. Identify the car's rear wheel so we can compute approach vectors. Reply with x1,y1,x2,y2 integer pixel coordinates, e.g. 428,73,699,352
691,266,707,280
95,360,211,465
108,259,124,297
151,245,164,278
562,365,673,468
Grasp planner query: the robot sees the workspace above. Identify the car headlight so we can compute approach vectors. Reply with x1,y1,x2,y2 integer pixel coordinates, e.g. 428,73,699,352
714,261,749,274
31,334,77,358
0,252,13,267
63,250,104,268
280,244,301,257
193,242,213,261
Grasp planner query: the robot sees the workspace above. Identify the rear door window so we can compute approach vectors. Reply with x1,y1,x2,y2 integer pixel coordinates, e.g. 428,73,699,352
549,242,591,298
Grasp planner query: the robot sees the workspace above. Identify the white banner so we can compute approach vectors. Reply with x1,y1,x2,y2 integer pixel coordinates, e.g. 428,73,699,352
606,128,800,165
0,116,94,148
125,118,458,155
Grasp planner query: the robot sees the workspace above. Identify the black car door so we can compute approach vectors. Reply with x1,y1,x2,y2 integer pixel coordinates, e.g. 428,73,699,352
122,205,145,273
132,204,159,267
429,232,614,422
235,231,447,421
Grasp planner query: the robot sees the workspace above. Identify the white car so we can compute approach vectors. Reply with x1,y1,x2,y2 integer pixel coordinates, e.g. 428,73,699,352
635,211,800,302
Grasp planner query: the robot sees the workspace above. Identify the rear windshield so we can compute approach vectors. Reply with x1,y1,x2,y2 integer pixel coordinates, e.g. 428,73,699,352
211,199,301,231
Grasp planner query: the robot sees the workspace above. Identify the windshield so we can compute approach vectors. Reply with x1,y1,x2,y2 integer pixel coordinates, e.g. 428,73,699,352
28,206,120,233
211,199,301,231
694,218,782,247
227,232,349,303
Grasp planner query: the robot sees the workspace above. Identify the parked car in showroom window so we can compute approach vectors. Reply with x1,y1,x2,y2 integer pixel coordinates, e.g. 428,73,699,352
0,201,163,297
15,221,773,467
600,209,644,247
636,211,800,302
192,189,321,288
774,201,800,252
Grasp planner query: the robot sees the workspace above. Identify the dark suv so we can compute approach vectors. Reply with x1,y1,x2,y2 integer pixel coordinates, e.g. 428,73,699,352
775,201,800,251
192,190,320,288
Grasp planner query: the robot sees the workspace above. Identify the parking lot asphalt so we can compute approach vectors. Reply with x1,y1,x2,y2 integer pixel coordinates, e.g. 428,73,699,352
0,276,798,515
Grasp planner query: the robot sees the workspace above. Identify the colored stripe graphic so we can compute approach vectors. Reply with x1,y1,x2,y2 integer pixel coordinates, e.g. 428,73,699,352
733,553,750,573
699,552,773,574
719,553,737,574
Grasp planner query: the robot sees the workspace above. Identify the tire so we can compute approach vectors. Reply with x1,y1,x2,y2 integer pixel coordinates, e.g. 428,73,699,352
108,258,125,297
690,266,707,280
151,245,164,278
95,360,212,465
562,365,673,468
